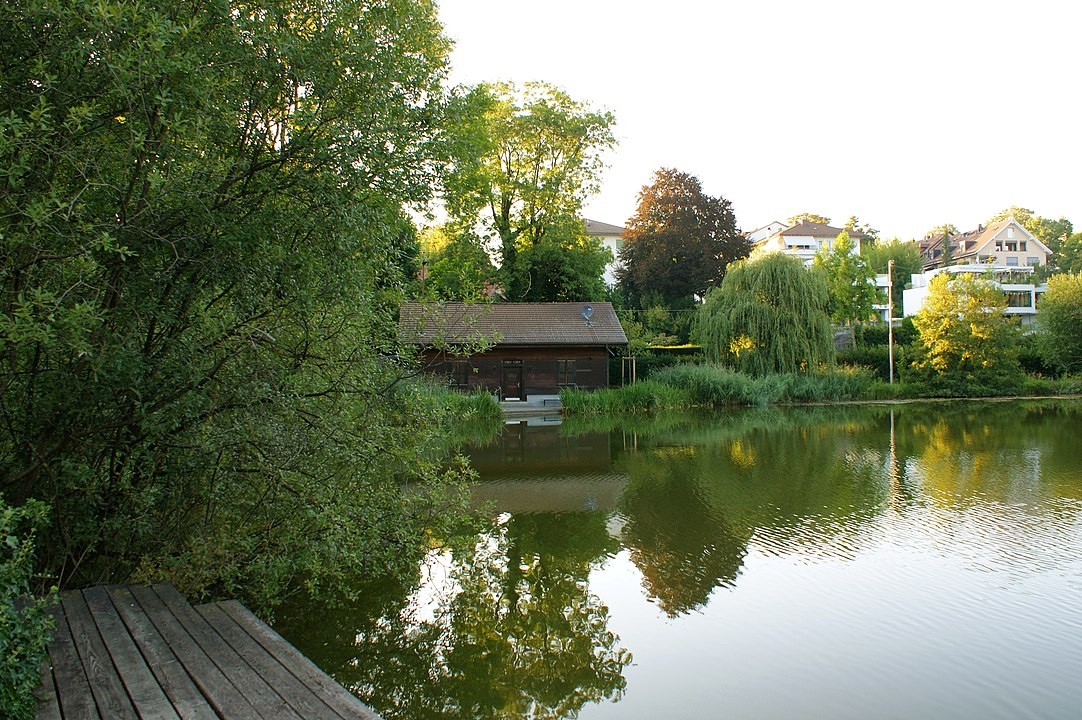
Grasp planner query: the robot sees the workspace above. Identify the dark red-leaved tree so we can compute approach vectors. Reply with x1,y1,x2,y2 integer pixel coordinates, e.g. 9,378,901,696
617,168,748,309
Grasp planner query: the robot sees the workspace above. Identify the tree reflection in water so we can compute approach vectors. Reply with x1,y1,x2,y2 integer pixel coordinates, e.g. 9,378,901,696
277,510,631,720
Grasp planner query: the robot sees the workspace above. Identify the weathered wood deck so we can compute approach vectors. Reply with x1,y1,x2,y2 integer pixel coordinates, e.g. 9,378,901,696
35,584,381,719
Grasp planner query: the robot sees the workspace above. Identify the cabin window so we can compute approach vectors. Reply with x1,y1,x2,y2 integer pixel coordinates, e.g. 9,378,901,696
557,360,577,387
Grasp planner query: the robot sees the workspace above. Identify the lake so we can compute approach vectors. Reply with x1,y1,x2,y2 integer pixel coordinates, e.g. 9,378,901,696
274,400,1082,720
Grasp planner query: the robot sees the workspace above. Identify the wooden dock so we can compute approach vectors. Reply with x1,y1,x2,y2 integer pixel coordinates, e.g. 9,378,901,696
36,584,381,719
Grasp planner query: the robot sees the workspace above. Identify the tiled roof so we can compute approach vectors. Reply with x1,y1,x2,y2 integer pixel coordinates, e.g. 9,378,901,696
399,302,628,346
779,221,868,239
921,218,1013,262
584,219,625,236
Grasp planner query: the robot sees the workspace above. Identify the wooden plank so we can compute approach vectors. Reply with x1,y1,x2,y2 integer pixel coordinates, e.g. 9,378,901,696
127,585,262,720
106,586,218,720
146,584,303,720
196,602,341,720
33,659,63,720
47,603,99,719
214,600,381,720
62,590,139,720
82,587,181,720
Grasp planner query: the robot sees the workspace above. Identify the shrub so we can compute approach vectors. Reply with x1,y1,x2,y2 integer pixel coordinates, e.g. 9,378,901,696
859,324,890,347
1,500,57,720
838,346,892,381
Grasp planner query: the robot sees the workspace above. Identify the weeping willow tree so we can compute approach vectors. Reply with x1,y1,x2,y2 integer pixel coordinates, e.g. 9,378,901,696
696,253,835,375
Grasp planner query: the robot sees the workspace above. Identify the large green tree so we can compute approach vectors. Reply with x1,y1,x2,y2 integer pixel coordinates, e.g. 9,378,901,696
618,168,747,309
1036,272,1082,374
813,231,881,325
419,226,496,301
443,82,616,299
696,253,834,375
1055,233,1082,275
0,0,470,605
862,239,923,317
509,219,612,302
908,274,1023,394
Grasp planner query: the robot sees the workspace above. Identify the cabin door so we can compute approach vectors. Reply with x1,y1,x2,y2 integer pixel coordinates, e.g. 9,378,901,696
502,361,523,400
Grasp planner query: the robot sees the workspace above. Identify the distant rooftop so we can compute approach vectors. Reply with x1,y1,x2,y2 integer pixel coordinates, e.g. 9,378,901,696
779,220,868,239
584,219,625,236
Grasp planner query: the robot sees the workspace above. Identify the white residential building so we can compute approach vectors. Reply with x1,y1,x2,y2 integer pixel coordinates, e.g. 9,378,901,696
903,264,1047,328
748,219,868,266
585,218,626,287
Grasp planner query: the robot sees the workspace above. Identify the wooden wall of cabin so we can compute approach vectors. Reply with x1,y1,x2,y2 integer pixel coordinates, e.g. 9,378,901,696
420,346,616,398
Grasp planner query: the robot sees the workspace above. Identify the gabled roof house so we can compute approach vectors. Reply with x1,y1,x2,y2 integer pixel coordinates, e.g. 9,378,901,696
918,217,1052,271
399,302,628,400
749,219,869,265
907,218,1052,327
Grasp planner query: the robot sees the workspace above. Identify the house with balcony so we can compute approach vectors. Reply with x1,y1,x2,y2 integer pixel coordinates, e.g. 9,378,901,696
748,219,869,265
917,217,1052,271
909,217,1052,327
903,264,1047,328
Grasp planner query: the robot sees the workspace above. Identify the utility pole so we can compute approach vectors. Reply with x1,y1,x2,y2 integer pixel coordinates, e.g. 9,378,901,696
888,259,894,384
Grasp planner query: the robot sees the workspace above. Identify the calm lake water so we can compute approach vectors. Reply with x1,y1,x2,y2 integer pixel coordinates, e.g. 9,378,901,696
274,400,1082,720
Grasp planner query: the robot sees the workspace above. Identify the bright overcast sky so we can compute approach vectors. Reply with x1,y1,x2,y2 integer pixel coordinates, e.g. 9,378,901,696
438,0,1080,241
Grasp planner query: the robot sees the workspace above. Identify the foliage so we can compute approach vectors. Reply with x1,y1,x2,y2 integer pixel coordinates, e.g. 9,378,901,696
813,231,881,324
926,223,958,237
786,213,831,226
696,253,834,375
1,499,56,720
419,226,496,301
1036,272,1082,374
843,215,879,241
618,300,696,346
506,218,612,302
863,239,924,316
443,82,616,300
907,274,1023,395
617,168,747,309
838,345,900,382
0,0,477,606
1053,233,1082,275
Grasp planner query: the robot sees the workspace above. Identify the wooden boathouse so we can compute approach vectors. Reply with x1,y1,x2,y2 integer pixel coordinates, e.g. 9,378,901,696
399,302,628,401
36,584,379,719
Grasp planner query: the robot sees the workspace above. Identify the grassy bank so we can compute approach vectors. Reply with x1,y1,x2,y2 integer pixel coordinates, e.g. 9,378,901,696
562,363,1082,414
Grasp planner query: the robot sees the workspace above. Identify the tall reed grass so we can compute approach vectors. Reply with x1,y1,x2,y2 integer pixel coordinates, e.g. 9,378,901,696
563,364,878,413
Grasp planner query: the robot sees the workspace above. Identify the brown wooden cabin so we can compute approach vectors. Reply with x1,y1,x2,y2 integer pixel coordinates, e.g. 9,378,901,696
399,302,628,400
